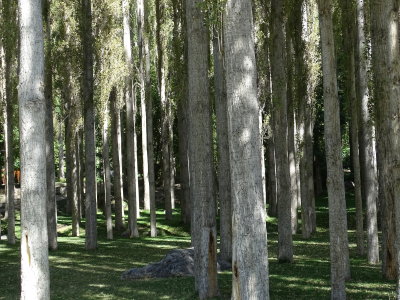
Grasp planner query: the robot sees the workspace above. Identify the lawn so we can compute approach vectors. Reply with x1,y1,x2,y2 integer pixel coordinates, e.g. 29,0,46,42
0,194,396,299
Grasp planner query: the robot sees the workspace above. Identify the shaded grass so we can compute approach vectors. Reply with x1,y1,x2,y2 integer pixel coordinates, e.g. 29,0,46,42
0,194,396,299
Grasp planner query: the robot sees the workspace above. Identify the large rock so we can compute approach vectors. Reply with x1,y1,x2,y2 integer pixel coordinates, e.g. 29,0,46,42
121,248,231,280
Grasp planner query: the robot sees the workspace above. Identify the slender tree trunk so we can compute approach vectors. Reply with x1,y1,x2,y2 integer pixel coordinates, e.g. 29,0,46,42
58,120,65,179
317,1,350,298
2,0,16,246
186,0,219,297
76,131,82,220
156,0,173,221
144,14,157,236
266,124,278,217
137,0,150,211
370,0,399,282
339,0,364,257
19,0,50,297
44,0,57,250
82,0,97,250
102,106,113,240
213,31,232,263
270,0,293,263
122,0,139,238
286,31,299,235
224,0,270,298
3,54,15,246
177,0,191,226
355,0,379,264
112,93,125,231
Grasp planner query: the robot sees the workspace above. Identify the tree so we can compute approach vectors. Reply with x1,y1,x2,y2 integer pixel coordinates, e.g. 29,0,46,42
339,0,364,257
224,0,270,298
370,0,399,281
111,92,125,231
102,97,113,240
81,0,97,249
19,0,50,297
2,0,16,246
44,0,57,250
156,0,174,221
317,0,350,298
186,0,218,298
355,0,379,264
122,0,139,238
213,26,232,263
270,0,293,263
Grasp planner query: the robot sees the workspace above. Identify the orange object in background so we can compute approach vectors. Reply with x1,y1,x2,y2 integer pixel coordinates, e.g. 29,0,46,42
0,169,20,185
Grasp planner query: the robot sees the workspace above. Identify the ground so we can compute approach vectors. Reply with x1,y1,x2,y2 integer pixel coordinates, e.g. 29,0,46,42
0,194,396,299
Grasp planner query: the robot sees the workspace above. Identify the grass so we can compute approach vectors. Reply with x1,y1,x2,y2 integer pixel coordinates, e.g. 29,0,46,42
0,194,397,299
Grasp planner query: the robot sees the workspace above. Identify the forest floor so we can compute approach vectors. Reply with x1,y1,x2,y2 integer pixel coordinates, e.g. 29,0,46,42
0,193,396,299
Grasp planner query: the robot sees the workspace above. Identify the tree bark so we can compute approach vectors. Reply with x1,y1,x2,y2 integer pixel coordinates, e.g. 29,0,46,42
44,0,57,250
156,0,173,221
144,16,157,236
177,0,191,226
270,0,294,263
102,105,113,240
370,0,399,282
112,94,125,231
224,0,270,298
286,31,299,235
213,30,232,263
355,0,379,264
317,0,350,298
339,0,364,257
122,0,139,238
82,0,97,250
186,0,219,298
137,0,151,211
18,0,50,297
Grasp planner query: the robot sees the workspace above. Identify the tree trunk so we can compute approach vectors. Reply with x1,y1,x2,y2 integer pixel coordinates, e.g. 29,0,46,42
177,0,191,226
82,0,97,250
270,0,294,263
156,0,173,221
286,31,299,235
18,0,50,297
44,0,57,250
213,30,232,263
317,0,350,298
112,94,125,231
102,105,113,240
137,0,150,211
355,0,379,264
144,13,157,236
122,0,139,238
339,0,364,257
186,0,219,298
370,0,399,282
58,121,65,179
224,0,270,298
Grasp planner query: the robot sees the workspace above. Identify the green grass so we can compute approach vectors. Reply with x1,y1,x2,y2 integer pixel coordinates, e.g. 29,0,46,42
0,195,397,299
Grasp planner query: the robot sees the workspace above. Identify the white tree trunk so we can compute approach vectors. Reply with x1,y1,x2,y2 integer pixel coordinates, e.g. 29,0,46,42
270,0,294,263
44,0,57,250
18,0,50,298
213,31,232,263
318,1,350,298
102,106,113,240
355,0,379,264
122,0,139,238
224,0,270,298
370,0,400,285
111,99,125,231
82,0,97,250
186,0,219,298
137,0,150,211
